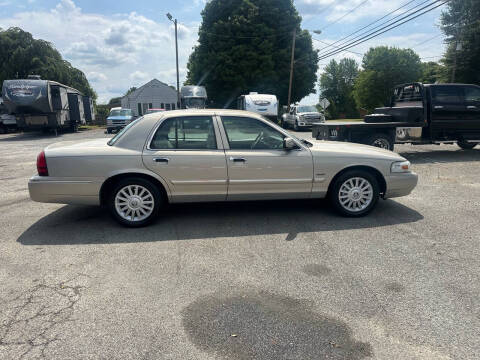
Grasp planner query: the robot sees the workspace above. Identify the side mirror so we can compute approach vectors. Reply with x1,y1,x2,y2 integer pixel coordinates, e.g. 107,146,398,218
284,137,297,150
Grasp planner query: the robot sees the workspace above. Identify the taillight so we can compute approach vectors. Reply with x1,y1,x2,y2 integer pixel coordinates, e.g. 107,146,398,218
37,151,48,176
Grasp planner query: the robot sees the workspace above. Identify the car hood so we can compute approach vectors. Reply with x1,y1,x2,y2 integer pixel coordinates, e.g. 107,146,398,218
307,140,405,161
107,116,131,120
299,112,322,116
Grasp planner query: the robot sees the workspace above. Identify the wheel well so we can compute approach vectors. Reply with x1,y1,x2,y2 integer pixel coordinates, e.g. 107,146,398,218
328,165,387,196
99,173,169,206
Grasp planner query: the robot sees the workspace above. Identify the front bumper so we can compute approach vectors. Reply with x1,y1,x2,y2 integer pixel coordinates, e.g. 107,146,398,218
28,176,101,205
384,172,418,199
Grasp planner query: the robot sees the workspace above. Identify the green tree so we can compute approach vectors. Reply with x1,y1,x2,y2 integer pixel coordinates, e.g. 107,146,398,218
353,46,421,112
419,61,447,84
440,0,480,84
0,27,96,100
319,58,359,119
186,0,318,108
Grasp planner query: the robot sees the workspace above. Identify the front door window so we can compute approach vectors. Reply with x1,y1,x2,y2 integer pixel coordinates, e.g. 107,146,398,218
221,116,285,150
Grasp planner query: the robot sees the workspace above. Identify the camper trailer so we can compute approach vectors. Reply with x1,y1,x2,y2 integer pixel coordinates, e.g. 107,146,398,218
237,92,279,122
1,76,89,133
82,96,95,122
0,97,17,134
180,86,208,109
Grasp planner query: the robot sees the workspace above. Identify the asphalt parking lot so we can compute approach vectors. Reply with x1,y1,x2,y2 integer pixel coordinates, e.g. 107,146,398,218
1,128,479,359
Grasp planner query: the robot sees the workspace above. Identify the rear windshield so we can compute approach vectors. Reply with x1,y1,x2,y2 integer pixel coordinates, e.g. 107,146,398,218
393,84,423,104
107,117,143,146
109,109,132,117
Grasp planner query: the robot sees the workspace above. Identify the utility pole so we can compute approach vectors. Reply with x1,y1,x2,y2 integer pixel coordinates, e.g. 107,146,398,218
287,28,296,112
167,13,181,107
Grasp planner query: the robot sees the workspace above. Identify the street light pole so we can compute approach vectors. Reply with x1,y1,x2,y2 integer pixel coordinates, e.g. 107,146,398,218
167,13,181,107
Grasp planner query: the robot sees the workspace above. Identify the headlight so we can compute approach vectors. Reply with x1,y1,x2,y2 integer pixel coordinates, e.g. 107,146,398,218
391,160,411,173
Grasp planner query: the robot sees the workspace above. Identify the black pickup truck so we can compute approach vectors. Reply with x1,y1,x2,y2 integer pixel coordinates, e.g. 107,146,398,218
312,83,480,151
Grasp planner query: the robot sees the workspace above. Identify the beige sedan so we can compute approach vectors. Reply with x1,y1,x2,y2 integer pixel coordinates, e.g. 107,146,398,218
29,109,418,227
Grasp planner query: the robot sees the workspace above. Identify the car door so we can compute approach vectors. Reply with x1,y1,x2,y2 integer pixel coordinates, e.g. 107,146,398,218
430,85,466,138
463,86,480,137
142,115,228,202
287,107,296,126
219,115,313,200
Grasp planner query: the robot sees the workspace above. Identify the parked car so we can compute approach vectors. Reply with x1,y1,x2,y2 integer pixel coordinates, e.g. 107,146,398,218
312,82,480,150
106,107,134,133
29,109,418,227
283,105,325,131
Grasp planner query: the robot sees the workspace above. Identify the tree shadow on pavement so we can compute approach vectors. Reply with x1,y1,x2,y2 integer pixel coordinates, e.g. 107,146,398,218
17,199,423,245
399,148,480,164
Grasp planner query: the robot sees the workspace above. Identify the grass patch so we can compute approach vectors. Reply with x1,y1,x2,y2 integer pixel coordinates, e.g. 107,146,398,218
79,124,106,131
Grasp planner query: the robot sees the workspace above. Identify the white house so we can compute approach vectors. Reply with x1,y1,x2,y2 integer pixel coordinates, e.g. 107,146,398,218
121,79,178,116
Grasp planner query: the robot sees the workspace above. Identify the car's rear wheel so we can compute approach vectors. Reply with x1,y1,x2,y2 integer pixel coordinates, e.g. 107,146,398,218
457,140,477,150
108,177,162,227
329,170,380,217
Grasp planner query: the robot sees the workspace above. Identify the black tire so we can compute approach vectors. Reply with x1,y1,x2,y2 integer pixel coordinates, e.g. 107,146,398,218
367,133,394,151
329,170,380,217
0,125,6,134
107,128,113,134
108,177,162,227
293,120,299,131
457,140,477,150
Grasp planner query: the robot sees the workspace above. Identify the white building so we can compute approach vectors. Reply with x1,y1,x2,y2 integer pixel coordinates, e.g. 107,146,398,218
121,79,178,116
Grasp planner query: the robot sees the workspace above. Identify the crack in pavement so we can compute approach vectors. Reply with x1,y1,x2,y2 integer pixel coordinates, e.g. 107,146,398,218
0,274,89,359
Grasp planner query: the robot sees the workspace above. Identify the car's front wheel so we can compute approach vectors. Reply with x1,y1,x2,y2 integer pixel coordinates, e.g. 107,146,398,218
329,170,380,217
108,177,162,227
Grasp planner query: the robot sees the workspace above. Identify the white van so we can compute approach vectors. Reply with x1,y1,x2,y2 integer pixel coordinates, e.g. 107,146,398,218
237,92,278,122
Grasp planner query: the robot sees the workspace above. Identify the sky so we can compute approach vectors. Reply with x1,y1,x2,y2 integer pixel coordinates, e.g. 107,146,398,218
0,0,447,104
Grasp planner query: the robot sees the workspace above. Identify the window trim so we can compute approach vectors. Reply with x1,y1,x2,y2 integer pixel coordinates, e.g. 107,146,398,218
146,115,222,151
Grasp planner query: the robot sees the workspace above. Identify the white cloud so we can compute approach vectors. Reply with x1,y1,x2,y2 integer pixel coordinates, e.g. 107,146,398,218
0,0,198,103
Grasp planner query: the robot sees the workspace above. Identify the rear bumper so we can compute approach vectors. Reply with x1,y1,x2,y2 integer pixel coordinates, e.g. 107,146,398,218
384,172,418,199
28,176,101,205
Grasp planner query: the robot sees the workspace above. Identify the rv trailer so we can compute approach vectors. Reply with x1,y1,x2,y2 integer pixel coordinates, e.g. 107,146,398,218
1,76,89,133
237,92,279,122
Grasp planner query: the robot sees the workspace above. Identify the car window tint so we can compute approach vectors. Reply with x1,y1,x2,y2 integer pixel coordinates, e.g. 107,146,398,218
464,87,480,103
432,86,463,104
150,116,216,150
221,116,285,150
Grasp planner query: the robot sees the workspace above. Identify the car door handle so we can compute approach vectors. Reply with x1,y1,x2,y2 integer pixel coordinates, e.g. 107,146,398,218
229,157,246,163
153,157,169,163
434,105,444,109
467,105,477,109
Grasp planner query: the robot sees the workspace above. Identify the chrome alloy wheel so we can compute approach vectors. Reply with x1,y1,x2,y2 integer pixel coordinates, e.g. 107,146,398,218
114,185,155,222
372,138,390,149
338,177,373,212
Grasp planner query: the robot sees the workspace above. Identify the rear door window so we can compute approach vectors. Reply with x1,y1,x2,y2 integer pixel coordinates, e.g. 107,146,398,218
150,116,217,150
431,86,463,105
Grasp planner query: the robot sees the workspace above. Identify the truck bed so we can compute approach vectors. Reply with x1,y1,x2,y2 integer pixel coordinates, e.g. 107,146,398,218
312,121,425,141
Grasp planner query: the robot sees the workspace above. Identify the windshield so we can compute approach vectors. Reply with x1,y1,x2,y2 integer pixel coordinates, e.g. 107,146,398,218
297,106,317,113
109,109,132,117
107,117,143,146
184,98,206,109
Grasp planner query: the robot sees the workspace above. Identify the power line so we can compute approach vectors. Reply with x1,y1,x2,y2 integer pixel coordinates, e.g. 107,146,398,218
318,0,449,60
317,0,420,53
412,33,443,48
312,37,364,56
318,0,435,56
321,0,370,31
